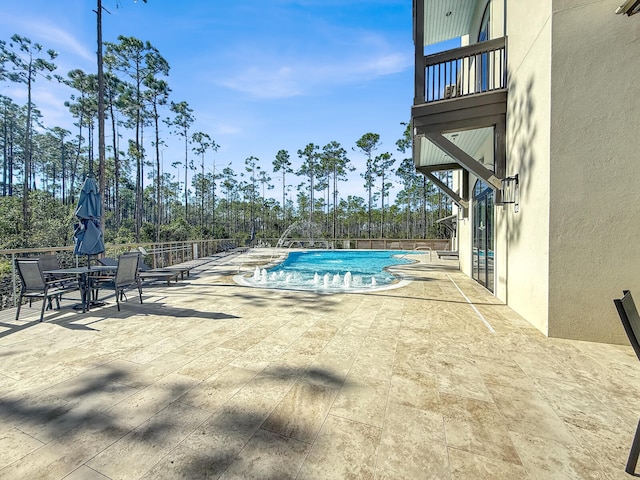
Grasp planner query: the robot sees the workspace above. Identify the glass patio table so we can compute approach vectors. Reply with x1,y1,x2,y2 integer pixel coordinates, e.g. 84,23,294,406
43,265,117,313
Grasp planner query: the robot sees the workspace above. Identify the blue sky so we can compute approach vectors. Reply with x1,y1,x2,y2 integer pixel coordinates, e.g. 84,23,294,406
1,0,414,200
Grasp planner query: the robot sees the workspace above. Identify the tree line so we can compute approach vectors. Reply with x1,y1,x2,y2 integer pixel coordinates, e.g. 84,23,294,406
0,32,452,250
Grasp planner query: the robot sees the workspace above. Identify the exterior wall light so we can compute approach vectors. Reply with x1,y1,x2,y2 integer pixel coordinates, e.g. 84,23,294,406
500,174,520,213
616,0,640,15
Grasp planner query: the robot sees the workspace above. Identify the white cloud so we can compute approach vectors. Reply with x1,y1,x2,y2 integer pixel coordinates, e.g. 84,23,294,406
2,14,94,64
34,24,94,63
216,50,411,99
316,51,411,81
32,88,74,125
2,79,78,133
217,66,304,99
216,123,243,135
1,83,26,102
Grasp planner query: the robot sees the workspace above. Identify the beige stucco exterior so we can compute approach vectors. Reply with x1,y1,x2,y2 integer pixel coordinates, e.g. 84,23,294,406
502,0,553,335
547,0,640,342
448,0,639,343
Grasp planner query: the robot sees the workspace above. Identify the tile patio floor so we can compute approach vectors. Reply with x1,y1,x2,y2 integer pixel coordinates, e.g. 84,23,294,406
0,249,639,479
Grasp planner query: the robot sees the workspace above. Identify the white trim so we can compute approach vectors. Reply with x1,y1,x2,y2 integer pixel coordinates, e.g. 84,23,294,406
447,273,496,333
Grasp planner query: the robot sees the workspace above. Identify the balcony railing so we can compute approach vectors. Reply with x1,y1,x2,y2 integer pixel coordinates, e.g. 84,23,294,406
418,37,507,104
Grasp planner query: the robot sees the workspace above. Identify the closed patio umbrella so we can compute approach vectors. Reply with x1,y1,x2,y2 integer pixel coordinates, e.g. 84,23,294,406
73,176,105,266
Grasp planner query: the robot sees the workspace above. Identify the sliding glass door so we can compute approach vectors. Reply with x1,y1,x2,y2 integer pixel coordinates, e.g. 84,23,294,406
472,180,494,292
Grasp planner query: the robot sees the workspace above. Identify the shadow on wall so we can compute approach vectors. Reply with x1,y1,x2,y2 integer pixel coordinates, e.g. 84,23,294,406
497,74,537,304
505,74,537,247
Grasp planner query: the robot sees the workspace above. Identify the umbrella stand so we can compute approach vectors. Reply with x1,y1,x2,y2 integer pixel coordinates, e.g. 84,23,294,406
86,253,107,309
70,255,107,311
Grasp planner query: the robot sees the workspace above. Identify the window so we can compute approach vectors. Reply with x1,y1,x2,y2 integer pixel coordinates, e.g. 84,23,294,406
477,1,491,92
478,1,491,43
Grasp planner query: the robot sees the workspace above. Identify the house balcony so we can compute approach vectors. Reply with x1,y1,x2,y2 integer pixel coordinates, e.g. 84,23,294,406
412,37,508,135
411,37,509,209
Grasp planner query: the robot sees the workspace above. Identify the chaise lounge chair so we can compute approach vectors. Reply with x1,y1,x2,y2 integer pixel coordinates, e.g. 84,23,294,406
614,290,640,474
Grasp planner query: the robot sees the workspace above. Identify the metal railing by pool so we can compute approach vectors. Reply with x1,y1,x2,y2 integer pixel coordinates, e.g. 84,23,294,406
0,239,225,310
257,238,452,251
0,238,453,310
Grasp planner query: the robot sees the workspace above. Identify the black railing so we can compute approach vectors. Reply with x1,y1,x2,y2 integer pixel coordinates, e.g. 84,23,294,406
420,37,507,104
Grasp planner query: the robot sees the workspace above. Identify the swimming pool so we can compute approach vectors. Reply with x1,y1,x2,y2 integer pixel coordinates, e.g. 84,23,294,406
235,250,418,293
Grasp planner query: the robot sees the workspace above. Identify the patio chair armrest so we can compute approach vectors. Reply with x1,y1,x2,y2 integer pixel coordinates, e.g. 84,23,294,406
47,280,80,293
45,276,77,287
46,274,79,294
89,274,115,281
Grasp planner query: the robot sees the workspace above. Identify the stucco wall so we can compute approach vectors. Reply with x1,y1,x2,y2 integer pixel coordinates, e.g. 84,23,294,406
457,204,472,278
456,0,554,332
503,0,553,334
548,0,640,343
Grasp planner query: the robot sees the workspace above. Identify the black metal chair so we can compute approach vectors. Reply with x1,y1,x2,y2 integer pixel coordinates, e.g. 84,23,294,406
38,254,77,288
97,257,119,268
614,290,640,474
15,258,78,322
98,253,179,286
37,254,59,277
93,253,143,311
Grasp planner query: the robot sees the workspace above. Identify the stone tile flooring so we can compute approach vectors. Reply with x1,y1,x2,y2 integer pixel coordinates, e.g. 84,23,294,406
0,249,639,479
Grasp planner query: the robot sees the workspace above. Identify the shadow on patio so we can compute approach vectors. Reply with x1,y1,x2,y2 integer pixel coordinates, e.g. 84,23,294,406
0,251,639,479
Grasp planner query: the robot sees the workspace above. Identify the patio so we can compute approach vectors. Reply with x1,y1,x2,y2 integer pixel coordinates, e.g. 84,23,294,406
0,249,638,479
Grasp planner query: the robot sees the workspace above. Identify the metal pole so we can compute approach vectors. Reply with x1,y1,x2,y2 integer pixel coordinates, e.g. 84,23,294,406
11,253,16,307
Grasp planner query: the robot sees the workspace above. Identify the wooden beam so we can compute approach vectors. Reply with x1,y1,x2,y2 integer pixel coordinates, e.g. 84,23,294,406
417,168,469,210
414,0,425,105
414,163,462,173
412,90,507,133
425,132,502,190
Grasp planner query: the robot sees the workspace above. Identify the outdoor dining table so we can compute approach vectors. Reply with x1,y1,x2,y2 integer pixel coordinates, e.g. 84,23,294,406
43,265,117,313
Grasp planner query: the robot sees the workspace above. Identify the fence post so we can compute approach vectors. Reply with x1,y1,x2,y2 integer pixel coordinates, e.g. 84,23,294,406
153,243,158,269
11,253,16,307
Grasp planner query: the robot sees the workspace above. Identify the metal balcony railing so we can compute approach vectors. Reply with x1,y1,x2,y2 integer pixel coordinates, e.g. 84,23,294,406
420,37,507,104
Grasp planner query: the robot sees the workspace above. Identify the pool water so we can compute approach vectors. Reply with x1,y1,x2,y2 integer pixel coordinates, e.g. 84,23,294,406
238,250,417,292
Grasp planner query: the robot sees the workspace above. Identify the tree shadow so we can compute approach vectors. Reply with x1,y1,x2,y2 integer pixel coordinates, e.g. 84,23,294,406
264,365,349,387
505,73,537,246
0,367,134,442
0,360,355,478
502,74,537,303
162,364,354,479
181,284,344,312
82,301,241,322
0,298,241,340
